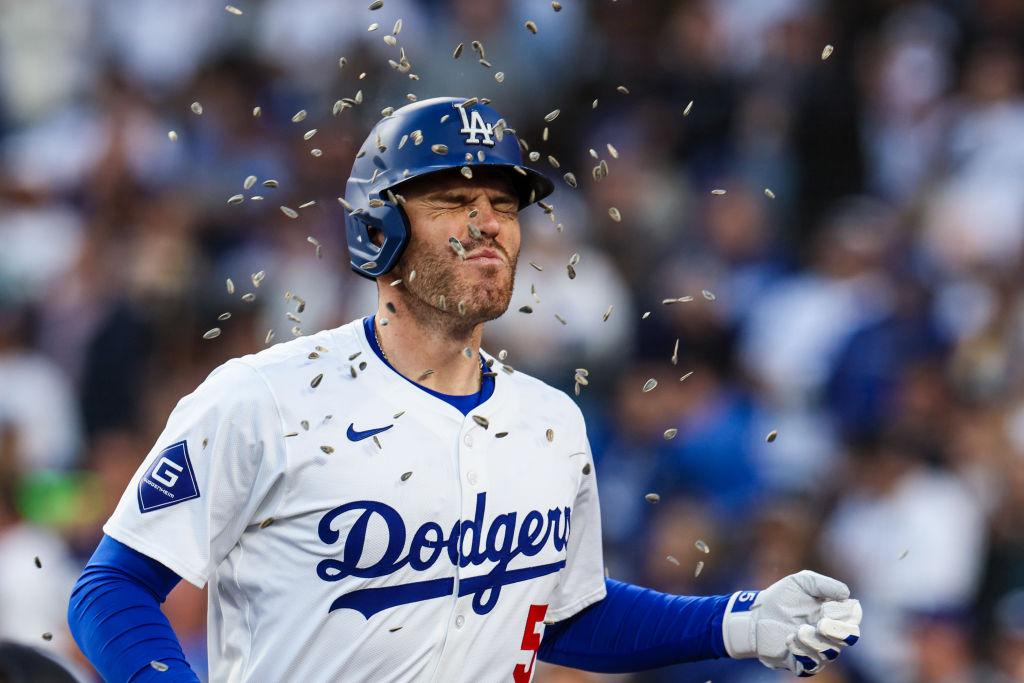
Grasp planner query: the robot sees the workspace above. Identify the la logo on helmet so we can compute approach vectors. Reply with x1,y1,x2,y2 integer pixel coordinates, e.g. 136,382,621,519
456,104,495,146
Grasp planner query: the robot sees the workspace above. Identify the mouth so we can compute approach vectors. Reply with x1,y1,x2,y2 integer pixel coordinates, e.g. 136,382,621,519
464,248,506,266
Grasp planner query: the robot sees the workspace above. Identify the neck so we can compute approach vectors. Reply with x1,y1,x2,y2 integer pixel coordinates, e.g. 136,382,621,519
374,294,485,395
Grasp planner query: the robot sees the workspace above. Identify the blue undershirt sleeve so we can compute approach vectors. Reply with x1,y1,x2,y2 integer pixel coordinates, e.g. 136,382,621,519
67,534,200,682
538,578,731,673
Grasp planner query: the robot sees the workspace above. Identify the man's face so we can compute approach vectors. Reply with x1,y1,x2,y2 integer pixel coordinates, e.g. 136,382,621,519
388,168,521,324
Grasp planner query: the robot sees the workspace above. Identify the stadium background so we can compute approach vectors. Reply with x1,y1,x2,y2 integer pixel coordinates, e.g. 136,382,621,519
1,0,1024,681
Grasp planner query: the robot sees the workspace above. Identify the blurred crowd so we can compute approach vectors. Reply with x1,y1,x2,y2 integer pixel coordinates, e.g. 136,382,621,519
1,0,1024,681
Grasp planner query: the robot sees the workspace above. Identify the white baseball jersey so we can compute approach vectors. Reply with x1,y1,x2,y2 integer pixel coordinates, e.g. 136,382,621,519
104,316,607,682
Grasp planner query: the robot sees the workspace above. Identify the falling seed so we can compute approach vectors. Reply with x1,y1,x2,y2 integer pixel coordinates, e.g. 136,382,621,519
606,143,619,159
671,338,680,365
368,22,379,31
642,311,650,319
644,493,661,504
225,5,243,15
592,98,599,109
242,293,256,302
472,415,489,429
242,174,257,190
34,556,41,569
190,101,203,115
265,330,275,344
702,289,716,301
460,166,473,179
680,371,693,382
711,189,727,195
310,148,322,157
518,305,533,314
608,207,621,222
252,106,262,117
822,44,834,60
495,431,509,438
494,71,505,83
471,40,485,58
389,626,403,633
300,420,310,431
453,42,464,59
203,328,221,340
42,632,52,641
291,110,307,123
563,172,578,188
218,312,232,321
666,555,680,566
554,313,567,325
227,194,244,205
528,151,540,162
299,200,316,210
544,109,560,123
383,34,397,46
260,518,274,529
642,378,657,393
167,130,178,141
400,471,413,482
545,428,555,442
582,463,592,475
311,373,324,389
766,430,778,443
664,428,678,440
393,18,402,34
280,206,298,219
617,85,630,95
566,264,576,280
601,304,614,322
369,0,384,9
408,269,416,282
431,144,448,155
150,661,169,672
373,435,382,449
303,129,318,141
320,445,334,454
695,539,710,554
393,410,405,419
764,188,776,199
694,561,705,577
525,20,538,34
899,549,909,560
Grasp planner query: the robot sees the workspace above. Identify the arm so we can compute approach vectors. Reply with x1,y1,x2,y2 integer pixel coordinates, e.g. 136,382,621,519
538,578,730,672
540,572,862,677
67,534,199,682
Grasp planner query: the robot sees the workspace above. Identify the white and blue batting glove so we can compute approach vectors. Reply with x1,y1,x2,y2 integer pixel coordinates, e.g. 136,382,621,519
722,570,862,677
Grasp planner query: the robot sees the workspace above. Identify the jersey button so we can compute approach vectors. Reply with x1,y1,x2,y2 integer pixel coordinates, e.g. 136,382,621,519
466,470,478,485
463,433,474,447
455,615,465,628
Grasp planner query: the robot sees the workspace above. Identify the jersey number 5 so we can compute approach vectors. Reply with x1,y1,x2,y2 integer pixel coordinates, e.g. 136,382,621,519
512,604,548,683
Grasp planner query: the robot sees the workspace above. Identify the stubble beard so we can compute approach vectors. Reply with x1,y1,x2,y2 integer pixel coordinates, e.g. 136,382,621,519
393,239,518,334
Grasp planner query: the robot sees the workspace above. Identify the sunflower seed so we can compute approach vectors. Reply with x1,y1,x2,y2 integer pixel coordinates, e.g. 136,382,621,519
218,312,232,322
311,373,324,388
642,311,650,319
242,293,256,302
467,223,482,239
472,415,489,429
518,305,533,314
400,471,413,482
358,361,367,371
361,261,377,270
617,85,630,94
666,555,679,566
260,518,274,529
42,632,52,641
582,463,591,475
642,378,657,392
228,194,244,205
821,44,834,60
544,109,560,123
280,206,298,219
393,18,402,34
566,264,576,279
350,365,358,378
265,330,275,344
899,549,909,560
203,328,221,340
431,143,448,155
525,20,538,34
695,539,710,554
449,236,466,258
608,207,621,222
368,22,379,31
694,561,705,577
389,626,403,633
284,431,298,438
383,34,397,46
702,289,716,301
766,430,778,443
190,101,203,115
663,428,678,440
291,110,307,123
552,1,562,9
310,148,322,157
453,42,464,59
457,300,467,316
478,58,491,67
321,445,334,454
495,431,509,438
252,270,266,287
252,106,262,117
262,179,279,189
150,661,169,672
168,130,178,141
460,166,473,179
563,172,577,188
574,373,588,386
408,269,416,282
495,71,505,83
471,40,485,58
711,189,726,195
34,556,41,569
372,434,382,449
225,4,243,14
546,428,554,442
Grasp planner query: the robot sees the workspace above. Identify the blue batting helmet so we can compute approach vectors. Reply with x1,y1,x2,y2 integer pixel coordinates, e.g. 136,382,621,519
343,97,554,280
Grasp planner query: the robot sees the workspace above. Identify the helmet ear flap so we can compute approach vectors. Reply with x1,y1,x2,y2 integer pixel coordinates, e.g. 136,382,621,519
345,202,411,280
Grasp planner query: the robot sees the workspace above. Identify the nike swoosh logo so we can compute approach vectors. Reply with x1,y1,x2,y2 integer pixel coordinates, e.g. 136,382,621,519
346,423,394,441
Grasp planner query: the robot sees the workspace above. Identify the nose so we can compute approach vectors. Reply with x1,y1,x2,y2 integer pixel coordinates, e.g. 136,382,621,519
472,197,503,238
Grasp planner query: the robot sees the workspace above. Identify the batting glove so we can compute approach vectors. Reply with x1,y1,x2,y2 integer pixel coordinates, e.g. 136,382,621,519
721,570,862,677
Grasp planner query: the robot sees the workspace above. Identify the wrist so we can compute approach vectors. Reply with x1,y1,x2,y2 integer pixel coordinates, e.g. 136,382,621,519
721,590,760,659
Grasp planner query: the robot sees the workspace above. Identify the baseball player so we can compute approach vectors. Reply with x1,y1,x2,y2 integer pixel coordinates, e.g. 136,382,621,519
68,98,861,682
